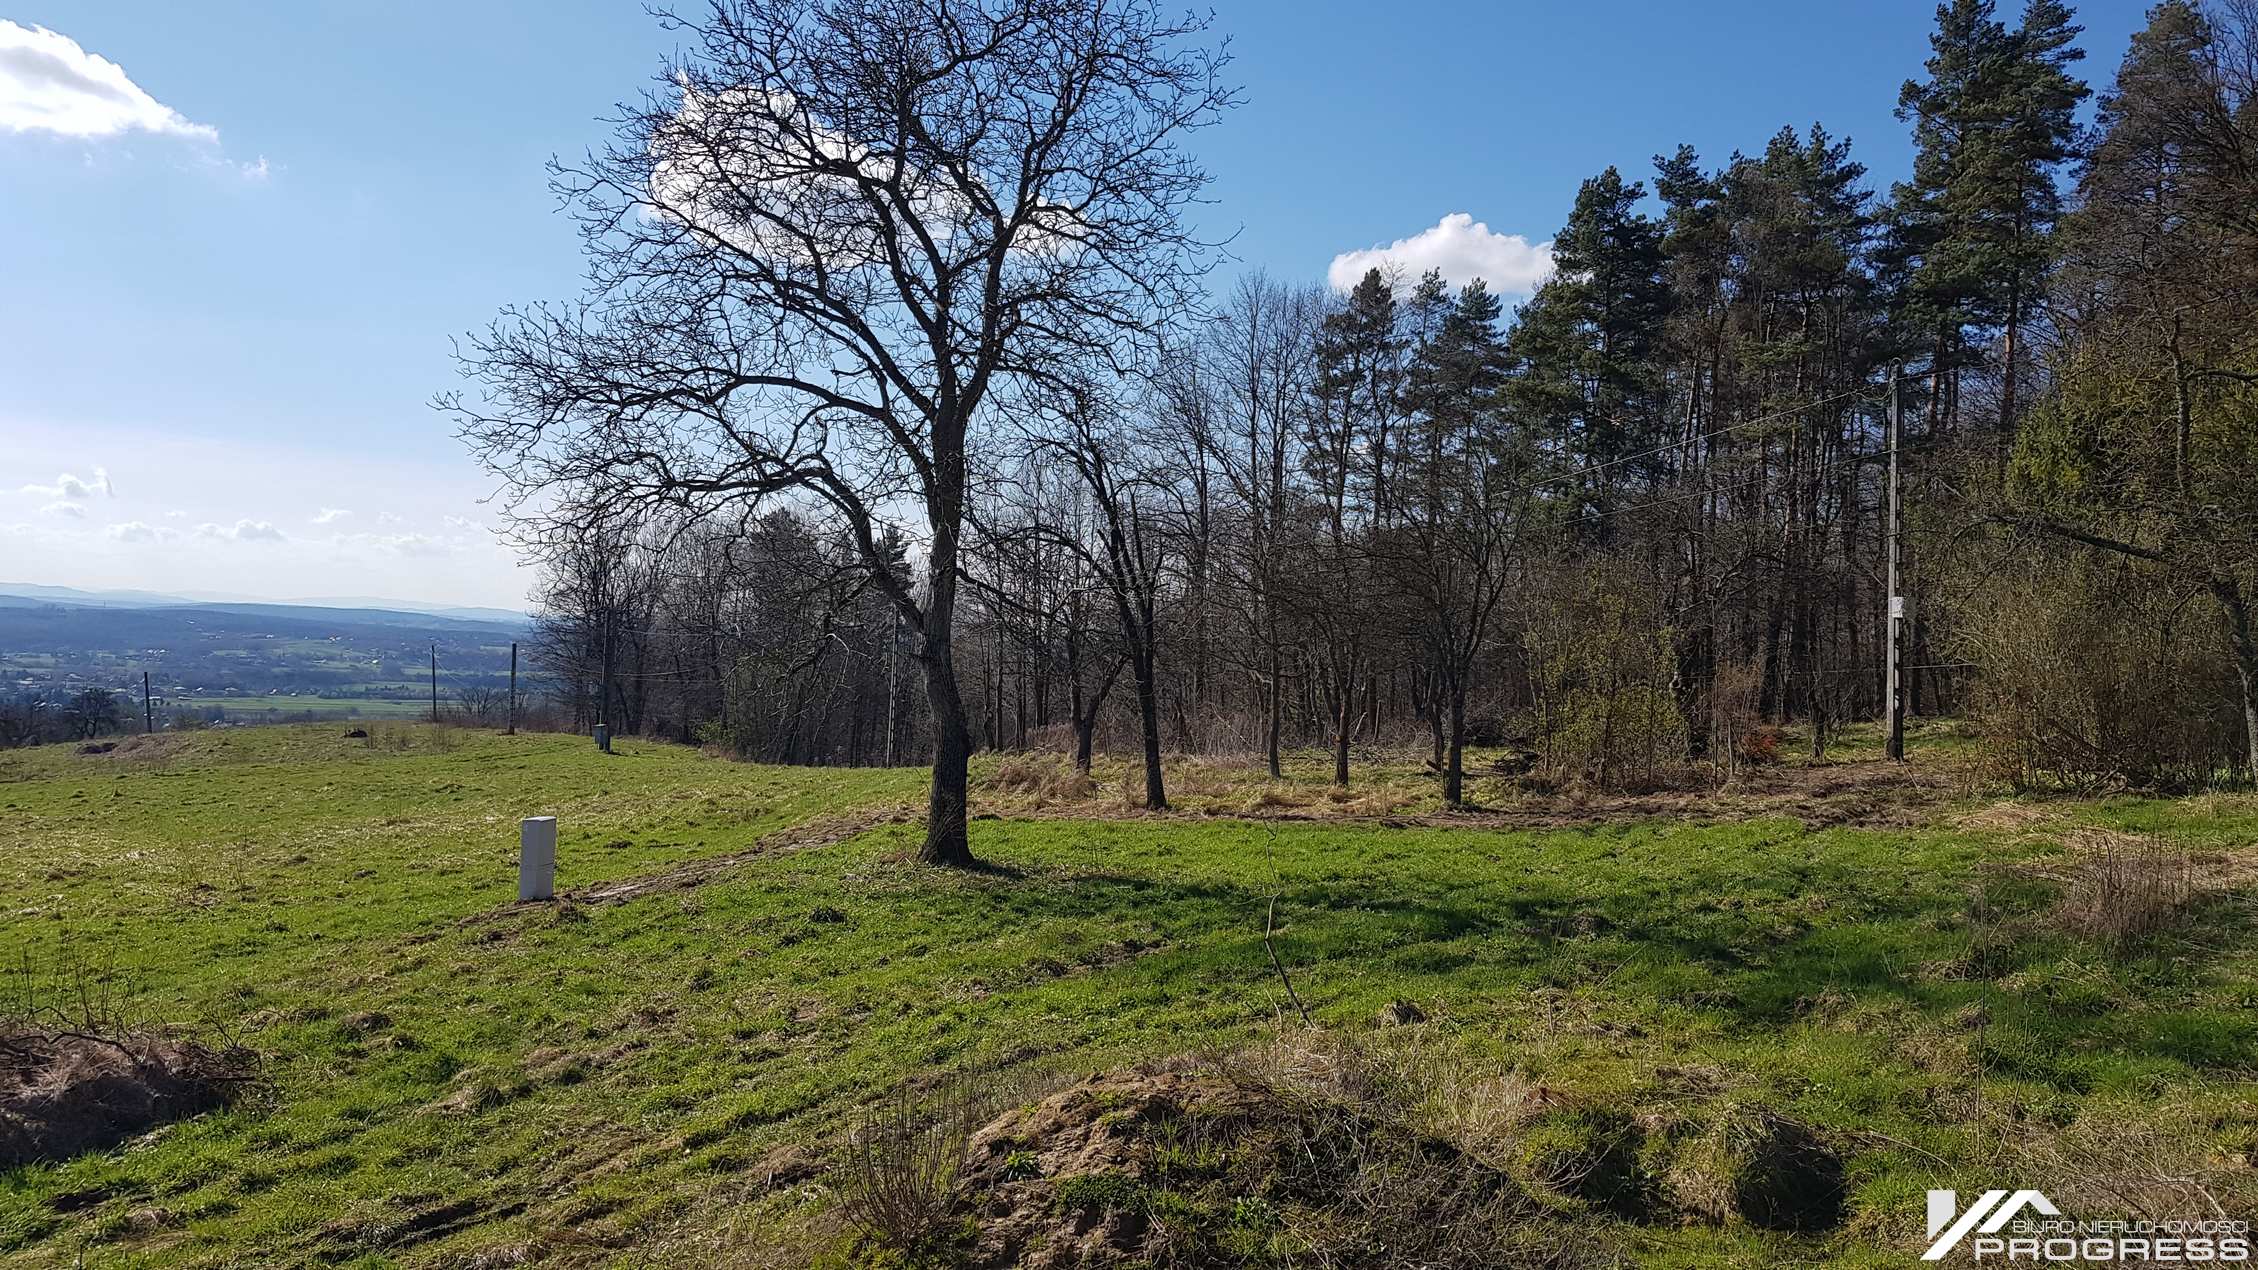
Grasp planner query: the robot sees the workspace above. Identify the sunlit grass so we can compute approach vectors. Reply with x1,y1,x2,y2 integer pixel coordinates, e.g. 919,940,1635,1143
0,725,2251,1266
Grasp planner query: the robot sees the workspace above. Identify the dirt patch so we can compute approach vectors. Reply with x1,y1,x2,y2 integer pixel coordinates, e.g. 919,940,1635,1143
1645,1101,1846,1231
1953,800,2062,835
309,1194,527,1258
86,733,191,766
947,1060,1587,1269
0,1029,254,1168
749,1142,828,1189
955,1067,1234,1268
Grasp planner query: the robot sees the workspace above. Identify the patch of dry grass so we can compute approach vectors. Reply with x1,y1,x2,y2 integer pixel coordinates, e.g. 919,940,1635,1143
2046,828,2200,948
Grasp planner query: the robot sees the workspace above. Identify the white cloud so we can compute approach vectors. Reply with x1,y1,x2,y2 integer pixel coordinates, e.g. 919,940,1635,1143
1327,213,1555,296
20,468,111,500
195,518,285,543
311,507,352,525
40,501,86,519
238,155,269,180
0,21,216,141
381,533,451,557
335,530,453,557
106,520,164,542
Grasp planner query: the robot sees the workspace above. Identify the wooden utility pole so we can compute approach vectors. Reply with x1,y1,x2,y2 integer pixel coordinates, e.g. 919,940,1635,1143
506,642,518,735
600,613,614,742
1885,363,1906,762
430,644,439,724
142,671,152,733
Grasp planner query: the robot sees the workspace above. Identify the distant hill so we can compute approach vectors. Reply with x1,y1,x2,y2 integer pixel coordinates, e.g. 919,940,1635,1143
0,584,528,627
0,583,198,609
0,594,533,706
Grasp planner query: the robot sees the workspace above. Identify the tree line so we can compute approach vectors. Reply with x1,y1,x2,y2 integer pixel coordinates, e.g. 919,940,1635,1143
449,0,2258,865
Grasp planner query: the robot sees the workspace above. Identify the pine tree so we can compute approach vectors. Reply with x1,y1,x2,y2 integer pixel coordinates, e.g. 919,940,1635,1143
1506,167,1670,533
1893,0,2088,437
1399,280,1529,804
1304,267,1403,785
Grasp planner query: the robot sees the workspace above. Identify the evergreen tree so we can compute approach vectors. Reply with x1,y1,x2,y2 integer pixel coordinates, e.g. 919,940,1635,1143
1400,280,1531,804
1507,167,1670,533
1893,0,2089,436
2009,0,2258,773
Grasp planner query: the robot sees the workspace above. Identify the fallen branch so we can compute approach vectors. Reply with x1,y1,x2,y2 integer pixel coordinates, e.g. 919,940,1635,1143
1264,896,1311,1028
1254,820,1313,1027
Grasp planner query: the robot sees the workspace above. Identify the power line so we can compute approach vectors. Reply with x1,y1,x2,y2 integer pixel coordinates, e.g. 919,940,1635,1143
1563,435,1941,527
1521,366,1939,501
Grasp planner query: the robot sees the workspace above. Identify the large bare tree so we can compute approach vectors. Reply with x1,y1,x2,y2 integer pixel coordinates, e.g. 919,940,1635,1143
445,0,1230,865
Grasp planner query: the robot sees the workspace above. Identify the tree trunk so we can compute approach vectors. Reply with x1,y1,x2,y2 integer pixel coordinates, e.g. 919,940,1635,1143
919,456,977,868
920,635,976,866
1332,675,1351,788
2211,577,2258,781
1133,649,1168,810
1422,665,1446,771
1072,715,1096,773
2001,277,2019,441
1443,683,1468,807
1264,645,1284,779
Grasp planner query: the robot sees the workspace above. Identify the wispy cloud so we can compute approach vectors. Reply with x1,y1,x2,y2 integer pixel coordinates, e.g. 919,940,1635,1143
311,507,352,525
40,501,87,519
1328,213,1555,296
196,519,285,543
20,468,111,500
380,533,450,557
106,520,166,542
0,21,216,141
334,530,453,557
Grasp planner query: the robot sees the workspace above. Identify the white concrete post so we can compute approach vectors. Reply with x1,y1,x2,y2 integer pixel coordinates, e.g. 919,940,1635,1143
519,816,557,901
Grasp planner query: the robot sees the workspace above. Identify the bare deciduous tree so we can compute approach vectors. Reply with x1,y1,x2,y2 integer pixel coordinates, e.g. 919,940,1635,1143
446,0,1232,865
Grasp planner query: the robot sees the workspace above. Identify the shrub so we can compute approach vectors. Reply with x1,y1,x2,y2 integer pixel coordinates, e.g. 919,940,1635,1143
2048,829,2197,949
1522,567,1691,790
1959,556,2245,790
835,1073,1007,1254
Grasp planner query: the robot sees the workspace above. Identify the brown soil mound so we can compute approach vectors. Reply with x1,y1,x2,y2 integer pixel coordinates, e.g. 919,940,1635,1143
956,1068,1229,1268
951,1063,1583,1269
0,1030,253,1167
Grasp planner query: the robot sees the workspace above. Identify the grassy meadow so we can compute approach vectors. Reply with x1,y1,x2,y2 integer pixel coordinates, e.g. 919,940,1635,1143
183,696,441,721
0,724,2253,1266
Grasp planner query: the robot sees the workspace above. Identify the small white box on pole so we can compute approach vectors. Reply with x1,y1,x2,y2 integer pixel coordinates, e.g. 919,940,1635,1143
519,816,557,901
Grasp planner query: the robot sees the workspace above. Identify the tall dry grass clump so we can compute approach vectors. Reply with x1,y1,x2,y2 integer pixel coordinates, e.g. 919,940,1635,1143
2048,829,2198,948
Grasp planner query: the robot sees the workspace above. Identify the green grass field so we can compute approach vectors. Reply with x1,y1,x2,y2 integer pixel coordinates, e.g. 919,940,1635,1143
173,696,439,720
0,726,2252,1267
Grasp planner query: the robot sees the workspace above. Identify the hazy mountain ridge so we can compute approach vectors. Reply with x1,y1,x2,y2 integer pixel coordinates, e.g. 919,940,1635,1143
0,583,528,627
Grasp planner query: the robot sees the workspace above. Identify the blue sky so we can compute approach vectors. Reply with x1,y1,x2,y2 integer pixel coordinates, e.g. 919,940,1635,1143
1,1,2149,608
